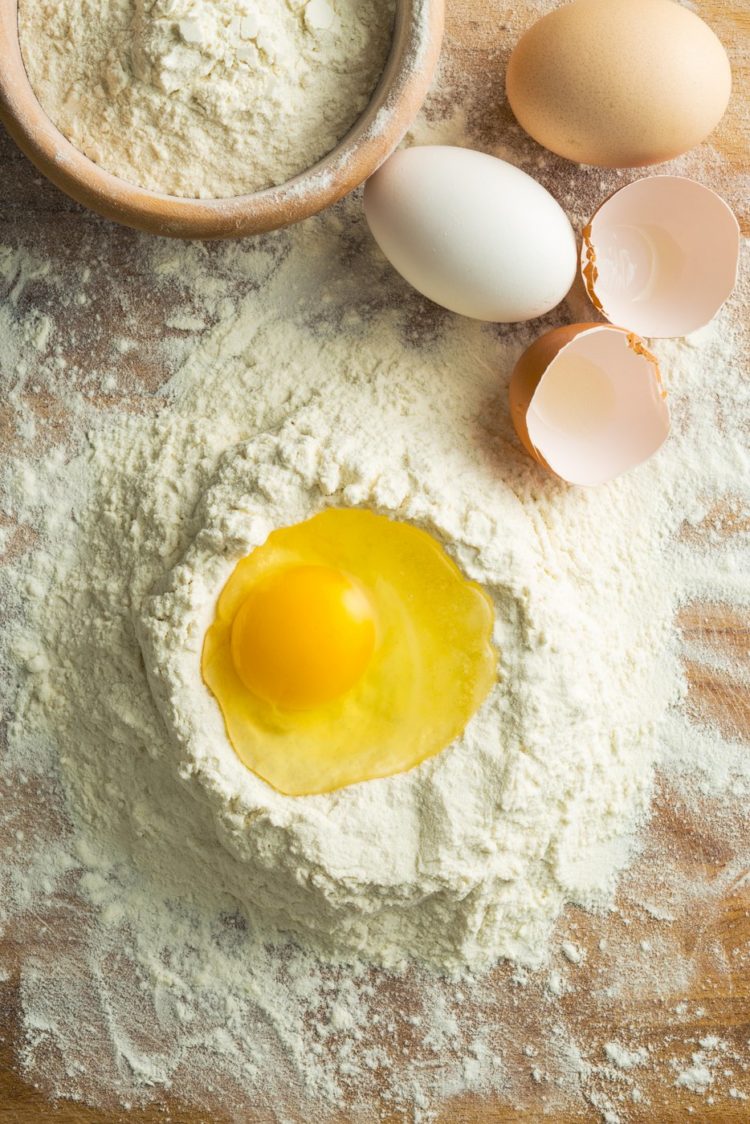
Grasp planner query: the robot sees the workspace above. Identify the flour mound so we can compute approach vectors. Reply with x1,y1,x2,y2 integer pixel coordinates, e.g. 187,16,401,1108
4,293,681,973
130,388,670,970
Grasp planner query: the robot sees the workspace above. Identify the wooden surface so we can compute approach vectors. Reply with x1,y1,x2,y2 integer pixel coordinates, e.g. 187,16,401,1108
1,1,749,1121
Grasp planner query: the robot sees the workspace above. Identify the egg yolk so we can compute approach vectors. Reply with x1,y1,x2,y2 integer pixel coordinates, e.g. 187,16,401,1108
202,507,497,797
230,565,377,711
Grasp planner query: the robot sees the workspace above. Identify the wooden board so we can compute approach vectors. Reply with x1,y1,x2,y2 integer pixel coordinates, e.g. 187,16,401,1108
1,2,748,1120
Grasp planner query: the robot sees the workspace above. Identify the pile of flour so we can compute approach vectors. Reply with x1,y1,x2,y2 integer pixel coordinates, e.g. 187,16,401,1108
135,385,676,969
19,0,395,197
5,244,681,970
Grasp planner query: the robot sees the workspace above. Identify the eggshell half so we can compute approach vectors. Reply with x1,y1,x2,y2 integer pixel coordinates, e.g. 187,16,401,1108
509,324,670,486
582,177,740,338
363,146,577,322
506,0,732,168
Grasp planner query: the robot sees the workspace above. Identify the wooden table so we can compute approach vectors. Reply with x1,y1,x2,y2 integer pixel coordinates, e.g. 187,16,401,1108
1,2,748,1120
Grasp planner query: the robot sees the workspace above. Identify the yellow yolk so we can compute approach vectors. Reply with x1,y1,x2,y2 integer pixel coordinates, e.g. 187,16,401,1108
202,508,497,797
230,565,377,711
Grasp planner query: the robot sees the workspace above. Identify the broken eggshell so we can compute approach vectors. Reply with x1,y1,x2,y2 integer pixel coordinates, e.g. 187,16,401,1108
509,323,670,486
582,177,740,338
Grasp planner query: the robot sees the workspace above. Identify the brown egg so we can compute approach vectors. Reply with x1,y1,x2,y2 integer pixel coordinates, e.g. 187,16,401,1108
509,323,670,486
506,0,732,168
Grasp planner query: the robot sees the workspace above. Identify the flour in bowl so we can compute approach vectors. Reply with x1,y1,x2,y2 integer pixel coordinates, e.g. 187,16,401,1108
19,0,395,197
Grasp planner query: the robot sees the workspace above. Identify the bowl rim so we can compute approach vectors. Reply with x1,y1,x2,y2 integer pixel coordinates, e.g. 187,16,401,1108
0,0,444,239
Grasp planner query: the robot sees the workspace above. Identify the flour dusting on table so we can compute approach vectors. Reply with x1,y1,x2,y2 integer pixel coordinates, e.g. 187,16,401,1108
1,26,749,1124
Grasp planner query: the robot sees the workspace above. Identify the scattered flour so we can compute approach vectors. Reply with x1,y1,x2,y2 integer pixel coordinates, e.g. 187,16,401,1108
1,6,749,1117
19,0,395,197
677,1062,714,1092
561,941,585,965
604,1043,649,1071
6,249,682,976
1,206,747,1117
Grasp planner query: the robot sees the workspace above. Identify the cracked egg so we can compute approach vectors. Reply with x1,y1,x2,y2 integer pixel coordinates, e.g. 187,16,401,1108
582,177,740,339
509,323,670,486
202,507,497,797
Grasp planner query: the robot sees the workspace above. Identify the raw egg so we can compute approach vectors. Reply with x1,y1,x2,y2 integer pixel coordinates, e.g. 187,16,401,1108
582,177,740,338
230,566,377,712
509,324,670,486
202,508,497,797
506,0,732,168
363,146,577,322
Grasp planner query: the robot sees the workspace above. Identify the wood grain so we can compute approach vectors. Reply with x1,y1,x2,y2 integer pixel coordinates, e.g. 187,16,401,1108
1,1,748,1120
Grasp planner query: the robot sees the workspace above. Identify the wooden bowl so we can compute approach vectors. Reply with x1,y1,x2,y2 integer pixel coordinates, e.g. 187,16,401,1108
0,0,444,239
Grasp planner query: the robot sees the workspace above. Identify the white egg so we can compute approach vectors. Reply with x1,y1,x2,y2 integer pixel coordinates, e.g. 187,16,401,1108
363,146,577,323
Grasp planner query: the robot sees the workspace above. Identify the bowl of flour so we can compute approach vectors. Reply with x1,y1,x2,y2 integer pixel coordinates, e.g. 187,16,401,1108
0,0,443,237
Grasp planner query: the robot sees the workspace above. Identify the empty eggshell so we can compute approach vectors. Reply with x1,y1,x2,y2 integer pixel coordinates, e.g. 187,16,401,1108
509,323,670,486
582,177,740,338
363,146,577,322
